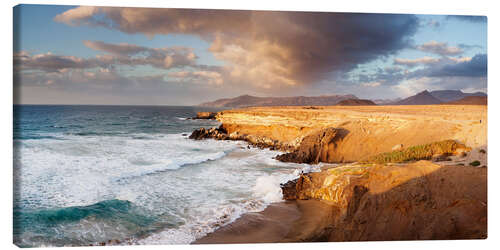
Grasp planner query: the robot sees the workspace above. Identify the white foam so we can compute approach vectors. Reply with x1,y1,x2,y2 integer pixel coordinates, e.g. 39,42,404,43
15,133,319,245
252,175,284,203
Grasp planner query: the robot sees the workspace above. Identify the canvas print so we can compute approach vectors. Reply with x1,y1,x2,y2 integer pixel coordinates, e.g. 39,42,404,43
13,4,487,247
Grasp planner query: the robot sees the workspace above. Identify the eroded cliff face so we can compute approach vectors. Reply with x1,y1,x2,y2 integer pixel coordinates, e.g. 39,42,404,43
280,161,487,241
198,105,487,163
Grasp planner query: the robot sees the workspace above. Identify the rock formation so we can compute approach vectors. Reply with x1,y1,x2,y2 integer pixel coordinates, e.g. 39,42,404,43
191,112,217,119
189,126,228,140
280,162,487,241
190,104,487,242
191,105,486,163
275,128,346,163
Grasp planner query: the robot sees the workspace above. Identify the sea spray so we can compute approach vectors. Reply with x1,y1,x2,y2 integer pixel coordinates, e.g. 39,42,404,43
252,175,285,203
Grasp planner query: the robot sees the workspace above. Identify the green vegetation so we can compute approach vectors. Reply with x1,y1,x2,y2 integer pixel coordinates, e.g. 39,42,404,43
361,140,468,164
469,160,481,167
479,149,486,154
328,165,368,175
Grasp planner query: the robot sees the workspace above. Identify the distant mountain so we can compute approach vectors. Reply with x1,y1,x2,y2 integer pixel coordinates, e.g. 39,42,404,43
392,90,442,105
443,96,487,105
429,90,487,103
336,99,376,106
198,94,359,108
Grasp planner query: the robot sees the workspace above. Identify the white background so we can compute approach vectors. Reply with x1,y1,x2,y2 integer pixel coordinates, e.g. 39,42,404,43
1,0,498,249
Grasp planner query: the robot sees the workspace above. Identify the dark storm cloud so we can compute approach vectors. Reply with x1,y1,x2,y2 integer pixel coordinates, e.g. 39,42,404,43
350,54,487,92
55,7,420,88
426,54,487,77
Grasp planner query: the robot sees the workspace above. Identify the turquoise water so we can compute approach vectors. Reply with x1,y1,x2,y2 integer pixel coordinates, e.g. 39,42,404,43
13,105,318,247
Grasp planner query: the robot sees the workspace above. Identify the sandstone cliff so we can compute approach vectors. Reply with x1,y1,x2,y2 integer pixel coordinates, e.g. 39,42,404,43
201,105,487,163
191,105,487,242
280,161,486,241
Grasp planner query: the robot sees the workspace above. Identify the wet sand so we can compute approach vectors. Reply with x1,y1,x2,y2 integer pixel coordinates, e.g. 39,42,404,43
194,200,336,244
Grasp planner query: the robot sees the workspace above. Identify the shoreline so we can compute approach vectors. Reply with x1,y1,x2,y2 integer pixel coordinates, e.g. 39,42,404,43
191,105,487,243
193,200,336,244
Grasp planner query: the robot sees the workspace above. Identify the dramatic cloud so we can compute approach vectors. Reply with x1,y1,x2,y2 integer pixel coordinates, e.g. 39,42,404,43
83,40,148,56
426,53,487,77
415,41,463,56
14,51,108,72
55,7,420,89
14,41,198,73
83,40,198,69
349,53,486,97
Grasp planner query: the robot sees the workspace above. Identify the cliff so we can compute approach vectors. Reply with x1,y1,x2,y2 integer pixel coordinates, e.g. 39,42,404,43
197,105,486,163
191,105,487,242
279,161,486,241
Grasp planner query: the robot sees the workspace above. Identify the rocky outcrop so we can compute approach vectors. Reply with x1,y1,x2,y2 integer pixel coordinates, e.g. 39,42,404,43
280,161,487,240
189,126,228,140
192,112,217,119
189,126,293,151
275,128,347,163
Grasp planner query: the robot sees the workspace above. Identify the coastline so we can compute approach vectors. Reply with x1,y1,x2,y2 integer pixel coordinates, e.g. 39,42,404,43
191,105,487,243
194,200,336,244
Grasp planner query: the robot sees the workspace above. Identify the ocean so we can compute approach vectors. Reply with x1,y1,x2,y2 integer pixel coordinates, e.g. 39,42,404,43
13,105,320,247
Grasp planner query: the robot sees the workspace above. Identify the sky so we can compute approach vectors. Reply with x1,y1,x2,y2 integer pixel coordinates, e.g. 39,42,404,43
13,5,487,105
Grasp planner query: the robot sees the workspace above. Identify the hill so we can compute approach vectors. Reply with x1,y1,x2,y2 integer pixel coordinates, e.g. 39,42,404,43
336,99,376,106
198,94,358,108
392,90,442,105
444,96,487,105
430,90,486,103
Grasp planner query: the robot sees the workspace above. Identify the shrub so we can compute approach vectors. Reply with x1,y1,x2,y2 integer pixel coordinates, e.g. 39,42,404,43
361,140,469,164
469,160,481,167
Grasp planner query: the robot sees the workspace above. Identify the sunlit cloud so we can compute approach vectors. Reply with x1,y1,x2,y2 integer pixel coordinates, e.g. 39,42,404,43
54,7,420,90
415,41,464,56
394,56,440,66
